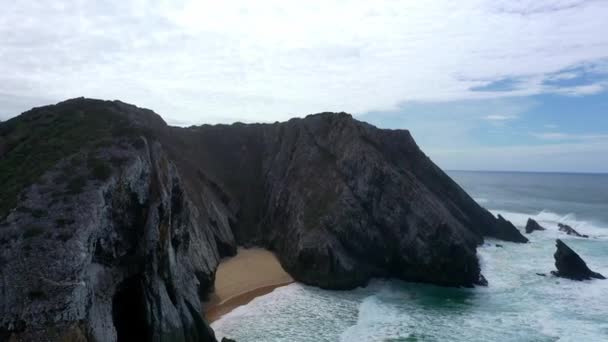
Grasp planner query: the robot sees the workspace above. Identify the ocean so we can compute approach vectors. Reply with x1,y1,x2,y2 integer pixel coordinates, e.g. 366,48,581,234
212,171,608,341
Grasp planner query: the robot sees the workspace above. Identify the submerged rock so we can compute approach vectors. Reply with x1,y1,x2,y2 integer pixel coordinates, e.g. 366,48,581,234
525,218,546,234
0,98,536,340
492,215,529,243
551,239,605,281
558,223,588,238
221,338,237,342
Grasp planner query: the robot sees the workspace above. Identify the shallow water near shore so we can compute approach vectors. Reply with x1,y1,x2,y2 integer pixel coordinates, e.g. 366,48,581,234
212,171,608,341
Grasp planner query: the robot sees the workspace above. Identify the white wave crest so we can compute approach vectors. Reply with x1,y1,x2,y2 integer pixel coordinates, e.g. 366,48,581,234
490,209,608,238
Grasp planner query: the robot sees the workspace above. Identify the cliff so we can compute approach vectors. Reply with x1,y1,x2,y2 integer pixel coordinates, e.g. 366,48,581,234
0,98,526,341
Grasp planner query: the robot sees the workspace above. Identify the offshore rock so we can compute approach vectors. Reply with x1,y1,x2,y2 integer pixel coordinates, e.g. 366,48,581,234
491,215,529,243
551,239,605,281
558,223,588,238
525,218,546,234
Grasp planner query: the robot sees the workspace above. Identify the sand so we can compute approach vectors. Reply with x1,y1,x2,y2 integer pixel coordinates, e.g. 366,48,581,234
203,248,293,322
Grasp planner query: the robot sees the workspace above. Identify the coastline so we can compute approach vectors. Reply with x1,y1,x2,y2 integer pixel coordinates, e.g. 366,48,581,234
203,247,294,322
205,280,294,322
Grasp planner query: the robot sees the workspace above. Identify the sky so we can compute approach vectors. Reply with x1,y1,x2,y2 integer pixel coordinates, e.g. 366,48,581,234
1,0,608,172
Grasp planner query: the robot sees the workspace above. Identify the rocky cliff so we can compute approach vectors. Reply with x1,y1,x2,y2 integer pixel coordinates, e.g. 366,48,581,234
0,98,527,341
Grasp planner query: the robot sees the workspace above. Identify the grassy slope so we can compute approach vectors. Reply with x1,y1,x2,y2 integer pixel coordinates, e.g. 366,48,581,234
0,99,142,220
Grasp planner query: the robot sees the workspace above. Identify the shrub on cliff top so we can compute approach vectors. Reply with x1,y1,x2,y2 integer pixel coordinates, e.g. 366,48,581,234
0,99,142,219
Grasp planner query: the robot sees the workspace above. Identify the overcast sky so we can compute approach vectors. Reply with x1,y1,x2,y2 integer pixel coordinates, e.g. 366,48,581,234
2,0,608,172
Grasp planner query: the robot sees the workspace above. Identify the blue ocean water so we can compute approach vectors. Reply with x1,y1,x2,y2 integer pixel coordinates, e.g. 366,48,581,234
212,171,608,342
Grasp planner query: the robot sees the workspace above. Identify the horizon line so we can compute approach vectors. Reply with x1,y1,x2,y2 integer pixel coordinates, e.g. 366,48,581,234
446,169,608,175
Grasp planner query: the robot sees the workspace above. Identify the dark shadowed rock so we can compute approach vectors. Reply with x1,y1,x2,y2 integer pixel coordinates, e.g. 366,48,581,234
493,215,529,243
558,223,588,238
525,218,546,234
0,99,222,342
0,98,536,340
551,239,605,281
221,338,237,342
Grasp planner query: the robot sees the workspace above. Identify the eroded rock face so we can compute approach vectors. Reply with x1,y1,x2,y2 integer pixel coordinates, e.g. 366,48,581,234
558,223,588,238
490,215,529,243
0,102,230,341
525,218,546,234
0,99,534,340
167,112,519,288
551,239,605,281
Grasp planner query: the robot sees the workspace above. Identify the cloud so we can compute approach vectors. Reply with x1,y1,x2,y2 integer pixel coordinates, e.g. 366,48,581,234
532,132,608,141
483,114,518,121
0,0,608,123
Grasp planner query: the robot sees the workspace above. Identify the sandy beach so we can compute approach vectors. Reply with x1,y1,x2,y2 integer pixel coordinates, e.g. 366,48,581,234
203,248,294,322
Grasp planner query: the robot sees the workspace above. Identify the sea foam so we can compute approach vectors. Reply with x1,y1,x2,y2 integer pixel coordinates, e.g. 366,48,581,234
491,209,608,238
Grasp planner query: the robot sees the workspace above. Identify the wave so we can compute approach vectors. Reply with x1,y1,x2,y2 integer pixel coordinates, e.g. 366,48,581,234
490,209,608,238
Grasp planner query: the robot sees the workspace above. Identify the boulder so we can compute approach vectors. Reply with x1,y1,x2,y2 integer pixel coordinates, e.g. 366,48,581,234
558,223,588,238
525,218,546,234
551,239,605,280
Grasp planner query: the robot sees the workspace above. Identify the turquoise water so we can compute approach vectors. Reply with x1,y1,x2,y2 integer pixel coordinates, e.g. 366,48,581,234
212,171,608,341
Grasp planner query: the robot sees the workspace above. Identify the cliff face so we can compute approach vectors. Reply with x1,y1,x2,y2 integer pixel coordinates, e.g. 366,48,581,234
0,98,526,341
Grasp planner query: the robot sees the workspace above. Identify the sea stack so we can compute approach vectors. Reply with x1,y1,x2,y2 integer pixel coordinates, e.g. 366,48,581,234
0,98,540,341
492,215,529,243
558,223,589,238
525,218,546,234
551,239,605,281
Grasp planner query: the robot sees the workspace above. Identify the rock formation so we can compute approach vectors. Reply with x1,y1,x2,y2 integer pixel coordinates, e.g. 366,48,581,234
0,98,529,341
492,215,529,243
551,239,605,281
558,223,588,238
525,218,546,234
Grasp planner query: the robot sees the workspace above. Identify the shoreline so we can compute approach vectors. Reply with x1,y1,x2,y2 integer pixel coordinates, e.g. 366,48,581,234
203,247,294,323
205,280,294,322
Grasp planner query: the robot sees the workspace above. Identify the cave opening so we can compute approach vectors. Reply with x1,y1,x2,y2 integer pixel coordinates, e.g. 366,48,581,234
112,275,149,342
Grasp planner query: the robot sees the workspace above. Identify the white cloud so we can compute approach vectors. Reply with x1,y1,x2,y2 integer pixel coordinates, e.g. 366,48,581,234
0,0,607,123
532,132,608,141
483,114,518,121
552,82,608,96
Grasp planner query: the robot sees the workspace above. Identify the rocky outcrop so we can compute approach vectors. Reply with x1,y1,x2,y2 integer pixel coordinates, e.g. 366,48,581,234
0,100,229,341
491,215,529,243
551,239,605,281
558,223,588,238
525,218,546,234
0,98,534,341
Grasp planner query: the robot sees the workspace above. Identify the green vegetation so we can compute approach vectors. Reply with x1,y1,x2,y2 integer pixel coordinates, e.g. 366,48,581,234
55,217,75,227
32,209,48,218
57,231,73,242
66,176,87,195
27,290,47,300
23,225,45,239
0,99,145,219
87,156,113,181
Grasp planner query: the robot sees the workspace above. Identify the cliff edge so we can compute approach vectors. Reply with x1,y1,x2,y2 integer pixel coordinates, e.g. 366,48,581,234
0,98,526,341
